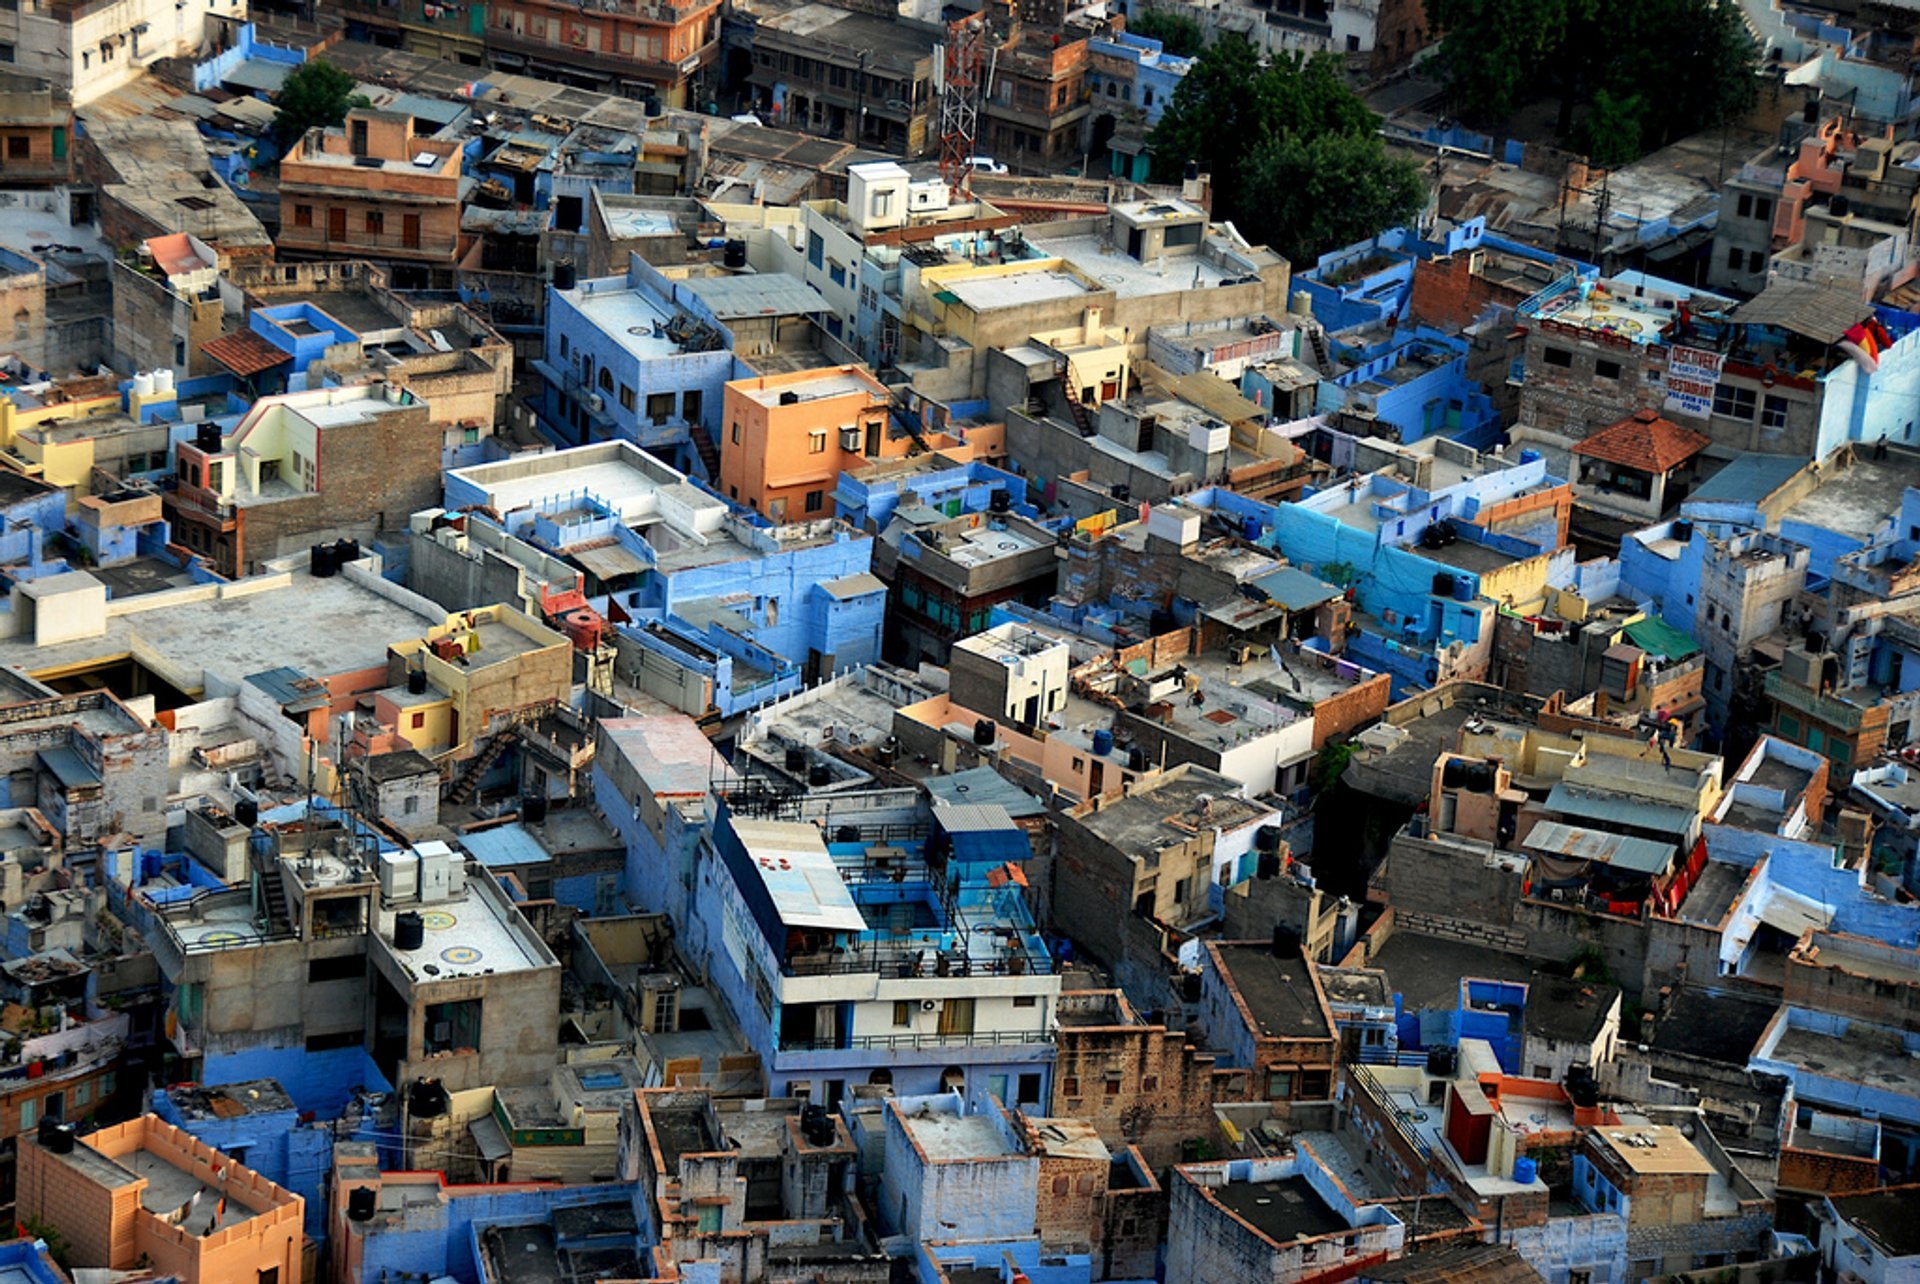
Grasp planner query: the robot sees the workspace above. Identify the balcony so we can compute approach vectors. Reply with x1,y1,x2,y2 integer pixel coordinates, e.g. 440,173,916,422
778,1027,1054,1053
1765,669,1867,732
276,224,460,264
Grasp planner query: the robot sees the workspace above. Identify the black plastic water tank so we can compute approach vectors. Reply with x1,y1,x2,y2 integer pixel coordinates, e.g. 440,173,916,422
973,718,996,746
234,798,259,827
311,543,338,578
1180,971,1203,1001
807,764,832,787
1257,851,1282,880
1255,824,1282,853
989,488,1012,513
38,1119,73,1154
1432,572,1456,597
409,1078,450,1119
1127,746,1147,771
553,261,577,291
722,239,748,269
348,1186,377,1221
394,911,425,952
407,668,428,695
784,745,808,773
335,538,362,565
522,793,548,824
1671,519,1693,542
835,825,861,844
195,422,221,453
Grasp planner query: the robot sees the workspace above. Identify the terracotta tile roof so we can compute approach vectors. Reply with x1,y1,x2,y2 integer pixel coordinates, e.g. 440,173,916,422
201,329,287,377
1573,409,1711,474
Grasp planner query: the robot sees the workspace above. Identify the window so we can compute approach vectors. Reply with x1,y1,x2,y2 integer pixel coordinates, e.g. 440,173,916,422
1062,1076,1080,1096
893,1000,912,1026
2,137,21,162
72,1080,90,1108
1013,995,1037,1007
1737,194,1752,218
260,1270,280,1284
365,210,384,235
1712,383,1757,420
1104,1079,1121,1095
1018,1073,1042,1105
618,384,635,413
682,389,702,422
730,421,741,444
807,230,823,269
598,367,614,392
294,204,313,228
808,429,827,454
309,955,363,983
1266,1069,1293,1099
1761,394,1789,429
1543,347,1573,368
423,998,482,1055
18,1097,34,1129
411,712,426,729
647,391,675,423
403,795,420,815
1755,198,1772,221
1595,359,1621,380
804,489,823,513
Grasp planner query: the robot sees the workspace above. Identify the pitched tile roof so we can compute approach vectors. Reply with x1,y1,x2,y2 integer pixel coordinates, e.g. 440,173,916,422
201,329,288,378
1573,409,1711,474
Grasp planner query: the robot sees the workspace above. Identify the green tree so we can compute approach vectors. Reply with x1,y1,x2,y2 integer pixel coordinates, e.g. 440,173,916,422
1127,9,1206,57
1425,0,1566,121
1148,43,1423,265
271,59,369,153
1428,0,1756,159
1580,87,1646,167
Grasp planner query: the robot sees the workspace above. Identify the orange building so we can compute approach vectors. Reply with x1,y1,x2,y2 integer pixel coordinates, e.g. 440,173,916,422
719,365,895,522
279,109,463,281
17,1114,304,1284
483,0,721,107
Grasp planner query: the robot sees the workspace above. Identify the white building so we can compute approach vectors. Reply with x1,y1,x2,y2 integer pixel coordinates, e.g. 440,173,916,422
1,0,243,107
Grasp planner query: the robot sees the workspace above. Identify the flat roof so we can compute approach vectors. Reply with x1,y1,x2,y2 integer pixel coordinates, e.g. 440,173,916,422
599,715,715,795
731,817,864,932
1593,1125,1714,1175
1210,1173,1350,1244
375,876,552,981
733,368,882,408
1370,932,1535,1012
940,269,1093,311
1214,943,1331,1041
1030,234,1257,298
1648,987,1775,1064
0,568,442,695
1778,447,1920,542
899,1106,1019,1162
1690,454,1804,506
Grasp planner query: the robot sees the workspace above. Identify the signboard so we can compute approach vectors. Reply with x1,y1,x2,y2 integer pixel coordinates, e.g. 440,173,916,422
1663,346,1725,419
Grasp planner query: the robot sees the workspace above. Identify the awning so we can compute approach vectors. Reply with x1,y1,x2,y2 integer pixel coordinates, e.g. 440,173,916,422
469,1113,512,1163
202,329,288,378
1523,819,1675,875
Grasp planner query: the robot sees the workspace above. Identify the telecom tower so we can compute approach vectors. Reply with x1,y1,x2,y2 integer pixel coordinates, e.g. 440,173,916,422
936,14,988,199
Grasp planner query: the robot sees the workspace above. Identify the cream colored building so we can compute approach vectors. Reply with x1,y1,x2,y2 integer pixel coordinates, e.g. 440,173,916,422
0,0,242,107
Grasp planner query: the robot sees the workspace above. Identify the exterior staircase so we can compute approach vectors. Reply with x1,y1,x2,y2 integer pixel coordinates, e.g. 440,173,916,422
687,423,722,481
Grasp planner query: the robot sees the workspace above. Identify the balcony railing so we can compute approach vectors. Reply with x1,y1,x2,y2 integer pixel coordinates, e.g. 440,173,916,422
779,1027,1054,1053
1764,670,1866,732
277,225,460,261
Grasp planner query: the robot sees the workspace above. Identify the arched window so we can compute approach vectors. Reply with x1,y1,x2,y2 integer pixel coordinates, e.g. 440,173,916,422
598,366,613,392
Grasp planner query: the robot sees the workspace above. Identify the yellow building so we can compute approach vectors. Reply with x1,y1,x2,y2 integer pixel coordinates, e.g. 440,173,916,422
380,604,573,760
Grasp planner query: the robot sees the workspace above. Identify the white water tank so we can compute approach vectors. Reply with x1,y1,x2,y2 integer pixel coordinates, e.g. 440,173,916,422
154,368,175,395
133,371,155,398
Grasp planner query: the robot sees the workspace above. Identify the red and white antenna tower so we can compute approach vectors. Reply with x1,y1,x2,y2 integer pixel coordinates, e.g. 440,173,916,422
937,15,988,200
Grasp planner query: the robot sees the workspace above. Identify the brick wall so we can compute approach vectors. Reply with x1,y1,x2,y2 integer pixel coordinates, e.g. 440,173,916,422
1776,1145,1881,1197
233,400,443,573
1409,255,1528,332
1051,991,1254,1169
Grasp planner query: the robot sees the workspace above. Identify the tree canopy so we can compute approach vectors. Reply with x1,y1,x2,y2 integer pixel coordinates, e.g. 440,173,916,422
1426,0,1759,159
271,59,370,153
1147,41,1425,266
1126,9,1206,57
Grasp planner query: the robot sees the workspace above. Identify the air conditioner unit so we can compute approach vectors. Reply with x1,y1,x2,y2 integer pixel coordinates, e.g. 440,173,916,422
840,427,862,451
586,393,604,413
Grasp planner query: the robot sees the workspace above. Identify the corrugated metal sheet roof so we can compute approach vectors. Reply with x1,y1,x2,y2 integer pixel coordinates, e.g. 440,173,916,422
933,802,1020,835
925,767,1046,818
1731,279,1869,344
732,818,864,932
1523,820,1674,874
1544,783,1694,836
1251,566,1342,611
1620,616,1700,661
819,572,885,600
459,823,551,868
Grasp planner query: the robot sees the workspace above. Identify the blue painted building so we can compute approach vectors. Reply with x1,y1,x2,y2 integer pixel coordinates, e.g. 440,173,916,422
535,255,829,473
697,796,1057,1109
444,441,886,716
833,456,1034,533
1261,450,1574,693
1308,324,1501,447
1086,32,1192,128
